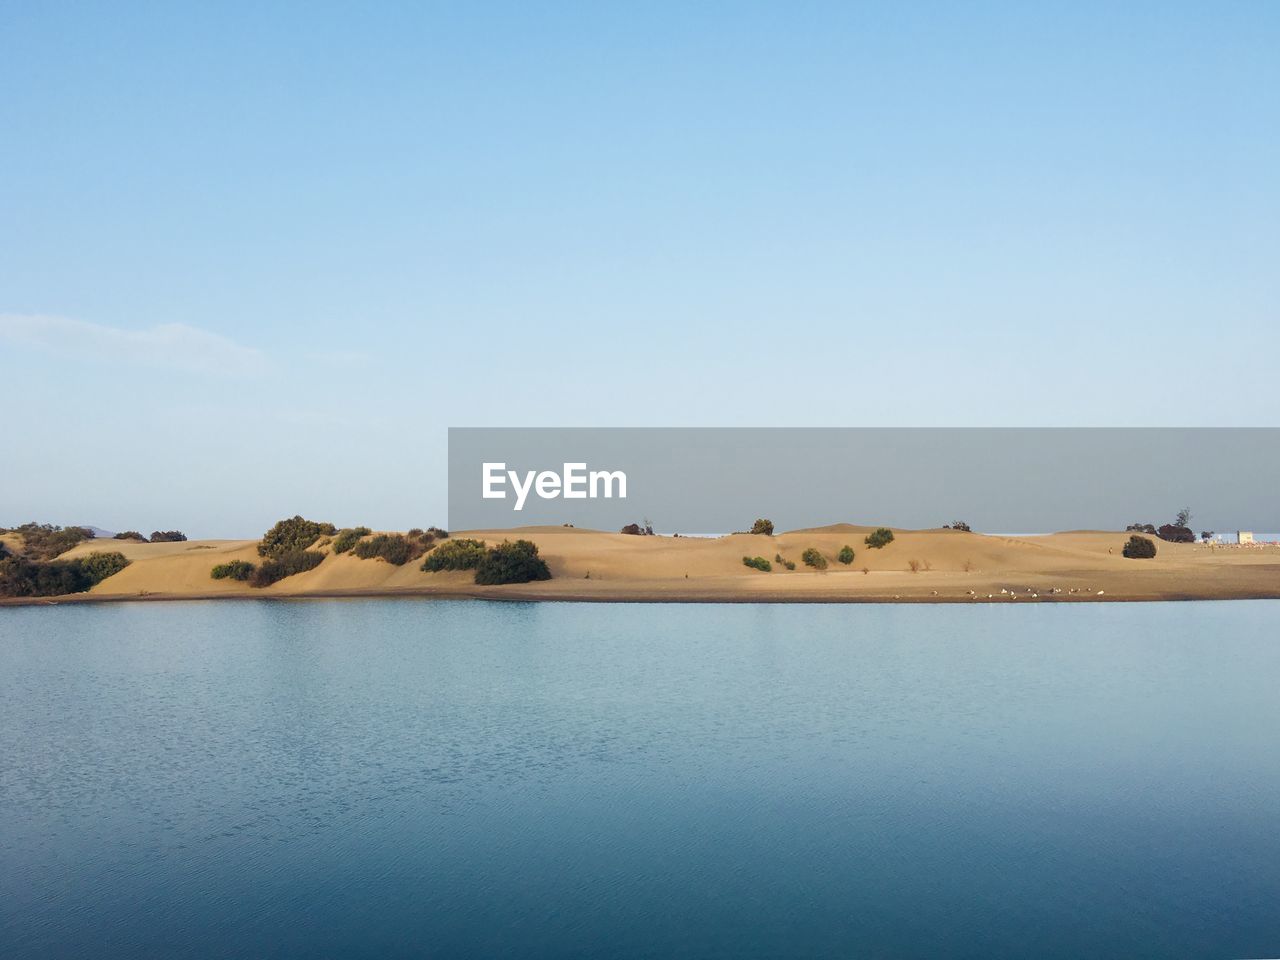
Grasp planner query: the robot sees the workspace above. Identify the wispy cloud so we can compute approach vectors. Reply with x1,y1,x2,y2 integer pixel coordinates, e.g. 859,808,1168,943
0,313,266,376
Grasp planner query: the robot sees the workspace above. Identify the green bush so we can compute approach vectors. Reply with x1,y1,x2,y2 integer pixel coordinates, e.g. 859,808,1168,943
211,560,255,581
5,522,94,560
113,531,147,542
354,534,428,566
149,530,188,543
801,547,827,569
0,550,129,597
249,549,324,587
78,551,130,585
1123,535,1157,559
427,527,449,539
865,528,895,549
750,518,774,536
332,527,372,554
742,555,772,572
422,538,487,572
837,545,855,564
258,516,336,558
475,540,552,585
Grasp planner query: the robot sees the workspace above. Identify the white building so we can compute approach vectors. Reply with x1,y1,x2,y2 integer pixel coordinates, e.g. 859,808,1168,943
1238,531,1254,544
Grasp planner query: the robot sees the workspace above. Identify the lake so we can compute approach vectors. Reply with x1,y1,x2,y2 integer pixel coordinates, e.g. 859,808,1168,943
3,600,1279,958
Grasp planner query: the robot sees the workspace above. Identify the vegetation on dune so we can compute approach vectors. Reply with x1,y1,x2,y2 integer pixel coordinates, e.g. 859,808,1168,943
1130,509,1195,544
620,522,654,536
865,528,895,549
354,533,432,566
837,545,855,565
742,555,772,572
258,516,336,558
1123,535,1157,559
210,560,255,581
943,521,971,532
3,522,95,560
474,540,552,585
801,547,827,570
332,527,372,554
1156,523,1195,544
249,550,325,587
421,538,487,572
0,550,129,598
113,531,147,542
149,530,188,543
750,519,774,536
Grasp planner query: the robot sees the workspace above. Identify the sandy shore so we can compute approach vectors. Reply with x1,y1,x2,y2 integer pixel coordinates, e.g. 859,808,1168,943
3,525,1278,605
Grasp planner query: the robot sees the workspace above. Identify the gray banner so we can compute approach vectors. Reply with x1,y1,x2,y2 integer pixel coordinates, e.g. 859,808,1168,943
448,428,1280,534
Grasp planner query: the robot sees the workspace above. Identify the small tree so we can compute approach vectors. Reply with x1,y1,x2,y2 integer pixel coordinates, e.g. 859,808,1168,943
801,547,827,569
865,528,894,549
945,521,971,532
150,530,188,543
742,556,772,572
1176,507,1192,528
750,519,774,536
1156,523,1194,544
1123,535,1157,559
837,545,855,564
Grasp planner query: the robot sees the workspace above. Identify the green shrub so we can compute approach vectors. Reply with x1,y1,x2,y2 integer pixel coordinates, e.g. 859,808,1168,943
750,518,774,536
78,551,130,585
5,522,94,560
801,547,827,569
865,528,895,549
944,521,971,532
0,550,129,597
782,559,796,570
427,527,449,539
837,545,855,564
211,560,255,581
475,540,552,585
332,526,372,554
1123,535,1157,559
258,516,336,558
354,533,428,566
249,549,324,587
422,538,487,572
742,555,772,572
149,530,188,543
113,531,147,542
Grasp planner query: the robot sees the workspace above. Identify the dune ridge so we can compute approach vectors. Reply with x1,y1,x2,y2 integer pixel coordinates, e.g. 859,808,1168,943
4,525,1277,605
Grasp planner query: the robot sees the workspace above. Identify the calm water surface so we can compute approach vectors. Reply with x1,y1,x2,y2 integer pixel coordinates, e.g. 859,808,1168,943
2,600,1279,958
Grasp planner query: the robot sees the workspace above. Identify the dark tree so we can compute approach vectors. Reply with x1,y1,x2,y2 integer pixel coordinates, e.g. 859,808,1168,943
750,519,774,536
1123,535,1157,559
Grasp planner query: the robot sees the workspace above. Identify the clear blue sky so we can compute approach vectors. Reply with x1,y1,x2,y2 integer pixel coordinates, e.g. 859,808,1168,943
2,2,1277,536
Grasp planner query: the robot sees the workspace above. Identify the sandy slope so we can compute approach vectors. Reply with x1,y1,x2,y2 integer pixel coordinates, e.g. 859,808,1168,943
6,526,1275,604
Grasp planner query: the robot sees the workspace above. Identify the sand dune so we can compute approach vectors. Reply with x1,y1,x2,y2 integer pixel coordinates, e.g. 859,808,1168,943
5,525,1273,605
